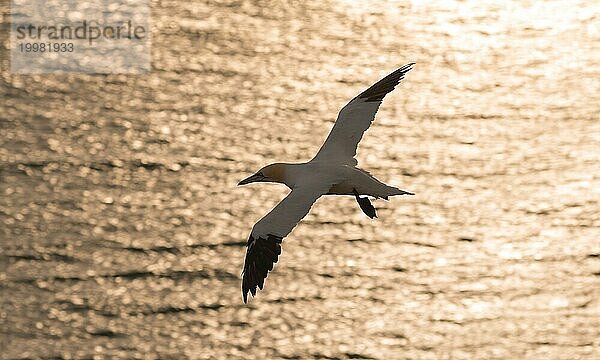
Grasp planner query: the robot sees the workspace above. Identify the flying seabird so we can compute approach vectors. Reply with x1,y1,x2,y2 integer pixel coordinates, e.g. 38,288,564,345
238,63,416,303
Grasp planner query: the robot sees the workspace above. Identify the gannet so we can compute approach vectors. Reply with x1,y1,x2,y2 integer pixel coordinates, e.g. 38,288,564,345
238,63,416,303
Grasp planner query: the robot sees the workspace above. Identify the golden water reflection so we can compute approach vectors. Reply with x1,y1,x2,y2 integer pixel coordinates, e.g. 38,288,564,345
1,0,600,359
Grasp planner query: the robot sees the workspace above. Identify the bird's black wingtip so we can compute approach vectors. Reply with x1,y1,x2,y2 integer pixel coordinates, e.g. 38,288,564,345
241,234,283,304
400,62,416,73
399,62,416,70
242,287,255,304
358,62,416,102
242,284,259,304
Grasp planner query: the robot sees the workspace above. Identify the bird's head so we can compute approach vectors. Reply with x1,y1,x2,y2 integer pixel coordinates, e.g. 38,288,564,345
238,163,287,186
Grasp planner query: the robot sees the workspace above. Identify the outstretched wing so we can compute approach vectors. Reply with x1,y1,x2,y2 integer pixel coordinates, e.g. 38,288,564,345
241,183,329,303
312,63,415,165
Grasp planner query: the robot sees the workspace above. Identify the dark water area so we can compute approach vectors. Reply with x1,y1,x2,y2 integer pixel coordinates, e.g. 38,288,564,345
1,0,599,359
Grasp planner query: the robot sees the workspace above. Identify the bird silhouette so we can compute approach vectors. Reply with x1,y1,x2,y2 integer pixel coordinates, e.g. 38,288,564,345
238,63,416,303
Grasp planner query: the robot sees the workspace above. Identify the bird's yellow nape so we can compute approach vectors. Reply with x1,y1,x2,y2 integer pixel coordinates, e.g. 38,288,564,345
260,163,287,183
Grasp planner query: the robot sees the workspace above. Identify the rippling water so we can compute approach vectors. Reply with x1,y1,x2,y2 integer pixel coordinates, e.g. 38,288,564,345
1,0,600,359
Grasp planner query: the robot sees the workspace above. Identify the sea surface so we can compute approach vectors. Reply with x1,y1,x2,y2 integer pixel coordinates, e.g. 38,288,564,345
1,0,600,359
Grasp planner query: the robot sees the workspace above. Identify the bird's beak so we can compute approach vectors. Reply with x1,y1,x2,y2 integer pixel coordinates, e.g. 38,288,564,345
238,173,265,186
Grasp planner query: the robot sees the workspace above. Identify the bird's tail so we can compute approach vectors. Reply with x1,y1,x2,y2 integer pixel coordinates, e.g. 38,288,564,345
393,187,414,196
381,186,414,199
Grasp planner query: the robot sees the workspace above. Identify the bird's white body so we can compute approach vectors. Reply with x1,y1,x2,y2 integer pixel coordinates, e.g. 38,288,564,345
281,162,406,199
238,63,416,302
